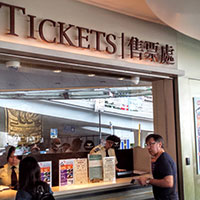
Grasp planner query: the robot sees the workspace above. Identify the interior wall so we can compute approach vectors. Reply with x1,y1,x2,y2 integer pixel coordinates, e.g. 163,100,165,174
177,32,200,200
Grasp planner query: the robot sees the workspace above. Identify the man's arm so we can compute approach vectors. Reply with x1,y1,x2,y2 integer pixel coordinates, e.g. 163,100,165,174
149,175,173,187
138,175,173,188
116,166,126,172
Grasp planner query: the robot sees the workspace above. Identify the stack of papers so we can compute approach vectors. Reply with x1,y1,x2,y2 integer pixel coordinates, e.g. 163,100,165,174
0,185,10,191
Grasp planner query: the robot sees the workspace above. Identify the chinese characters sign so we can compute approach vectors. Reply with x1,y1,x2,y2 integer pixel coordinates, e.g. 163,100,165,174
125,34,174,64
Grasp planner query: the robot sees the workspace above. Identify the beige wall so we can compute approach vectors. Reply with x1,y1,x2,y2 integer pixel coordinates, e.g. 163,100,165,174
177,33,200,200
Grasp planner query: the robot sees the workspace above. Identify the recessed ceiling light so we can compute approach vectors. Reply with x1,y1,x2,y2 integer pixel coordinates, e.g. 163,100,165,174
131,76,140,85
53,70,62,73
118,77,124,80
88,74,95,77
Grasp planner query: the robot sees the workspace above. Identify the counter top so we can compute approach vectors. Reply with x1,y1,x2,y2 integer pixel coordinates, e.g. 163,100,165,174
0,189,16,200
52,177,140,196
0,175,152,200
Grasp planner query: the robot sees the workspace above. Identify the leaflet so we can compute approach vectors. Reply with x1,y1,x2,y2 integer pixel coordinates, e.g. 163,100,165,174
38,161,52,187
88,154,103,181
59,159,74,186
74,158,88,184
103,156,116,182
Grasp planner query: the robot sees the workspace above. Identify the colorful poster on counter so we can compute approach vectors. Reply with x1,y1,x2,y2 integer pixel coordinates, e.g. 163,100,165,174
103,157,116,183
38,161,52,187
74,158,88,184
193,97,200,174
59,159,74,186
88,154,103,181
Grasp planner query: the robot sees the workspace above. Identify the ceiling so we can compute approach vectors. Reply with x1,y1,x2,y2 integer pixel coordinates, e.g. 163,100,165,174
78,0,164,25
0,62,152,99
79,0,200,41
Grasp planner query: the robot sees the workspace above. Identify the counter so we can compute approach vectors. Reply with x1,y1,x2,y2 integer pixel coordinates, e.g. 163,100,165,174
0,176,153,200
0,189,16,200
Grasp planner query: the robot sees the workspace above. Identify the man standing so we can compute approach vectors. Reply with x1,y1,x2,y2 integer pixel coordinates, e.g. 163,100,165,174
0,146,20,189
138,134,179,200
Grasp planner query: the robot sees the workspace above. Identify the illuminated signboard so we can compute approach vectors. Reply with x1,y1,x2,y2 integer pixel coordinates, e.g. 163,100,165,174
0,2,174,65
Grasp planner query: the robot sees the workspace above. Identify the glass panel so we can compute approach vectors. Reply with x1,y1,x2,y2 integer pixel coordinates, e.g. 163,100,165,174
0,70,153,189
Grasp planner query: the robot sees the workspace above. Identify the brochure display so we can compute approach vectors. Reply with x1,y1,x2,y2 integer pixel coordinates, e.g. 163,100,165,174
38,161,52,187
74,158,88,184
103,157,116,182
59,159,74,186
88,154,103,181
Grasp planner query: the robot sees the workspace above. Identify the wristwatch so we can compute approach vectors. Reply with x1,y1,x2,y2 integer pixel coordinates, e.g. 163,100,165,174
146,178,151,184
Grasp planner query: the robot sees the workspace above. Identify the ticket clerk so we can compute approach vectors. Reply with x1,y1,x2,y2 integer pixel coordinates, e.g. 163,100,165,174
0,146,20,189
90,135,125,172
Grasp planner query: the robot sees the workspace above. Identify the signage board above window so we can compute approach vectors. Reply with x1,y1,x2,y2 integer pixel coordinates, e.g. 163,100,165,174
0,2,175,65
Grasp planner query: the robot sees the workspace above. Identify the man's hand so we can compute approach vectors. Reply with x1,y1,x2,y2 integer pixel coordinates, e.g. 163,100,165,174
138,175,173,188
138,176,149,186
116,167,126,172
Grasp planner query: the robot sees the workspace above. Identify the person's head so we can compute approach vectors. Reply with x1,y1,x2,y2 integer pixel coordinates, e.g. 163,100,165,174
19,156,41,190
7,146,20,167
31,144,40,154
105,135,120,150
61,143,70,152
70,138,82,152
145,134,164,156
51,138,61,151
112,135,121,149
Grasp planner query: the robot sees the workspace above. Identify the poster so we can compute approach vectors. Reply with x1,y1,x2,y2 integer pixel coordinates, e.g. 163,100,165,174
193,97,200,174
6,109,42,144
74,158,88,184
38,161,52,187
103,157,116,183
50,128,58,138
59,159,74,186
88,154,103,181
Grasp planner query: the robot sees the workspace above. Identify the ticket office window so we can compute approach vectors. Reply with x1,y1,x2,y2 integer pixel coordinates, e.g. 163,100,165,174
0,69,154,188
